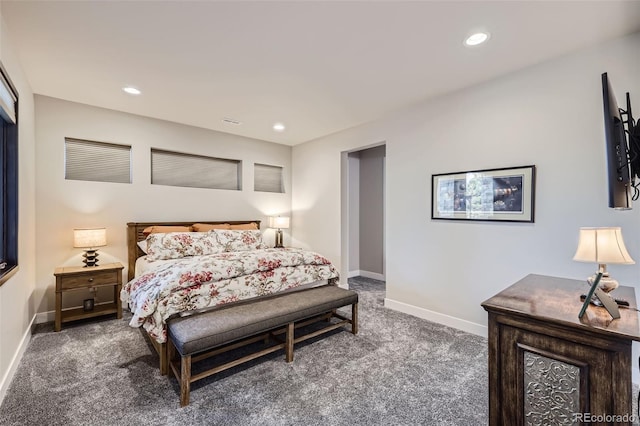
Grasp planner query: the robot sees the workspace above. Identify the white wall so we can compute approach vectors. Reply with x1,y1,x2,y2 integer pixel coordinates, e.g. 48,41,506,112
0,13,37,403
359,145,385,276
34,96,292,316
348,152,360,272
293,33,640,336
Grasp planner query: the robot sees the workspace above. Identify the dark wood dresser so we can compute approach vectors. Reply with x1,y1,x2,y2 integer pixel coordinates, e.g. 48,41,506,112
482,274,640,425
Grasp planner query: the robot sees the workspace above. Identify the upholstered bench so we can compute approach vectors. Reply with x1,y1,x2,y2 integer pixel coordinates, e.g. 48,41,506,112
167,285,358,406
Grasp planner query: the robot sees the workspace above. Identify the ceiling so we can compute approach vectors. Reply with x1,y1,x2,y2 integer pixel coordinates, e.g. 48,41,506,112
3,1,640,146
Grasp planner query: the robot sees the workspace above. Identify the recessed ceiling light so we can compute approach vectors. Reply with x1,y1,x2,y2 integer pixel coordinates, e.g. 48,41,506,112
273,122,285,132
122,86,141,95
464,32,490,47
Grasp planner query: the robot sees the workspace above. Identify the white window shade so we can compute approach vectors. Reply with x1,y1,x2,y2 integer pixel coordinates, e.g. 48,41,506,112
254,163,284,193
65,138,132,183
151,149,241,190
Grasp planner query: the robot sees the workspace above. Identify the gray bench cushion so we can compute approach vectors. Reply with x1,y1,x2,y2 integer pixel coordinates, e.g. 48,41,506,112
168,285,358,356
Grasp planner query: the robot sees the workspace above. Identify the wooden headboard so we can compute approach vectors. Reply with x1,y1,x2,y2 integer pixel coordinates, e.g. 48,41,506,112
126,220,261,281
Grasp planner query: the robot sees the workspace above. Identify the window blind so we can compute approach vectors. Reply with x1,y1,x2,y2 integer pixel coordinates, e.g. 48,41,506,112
65,138,132,183
254,163,284,193
151,149,241,190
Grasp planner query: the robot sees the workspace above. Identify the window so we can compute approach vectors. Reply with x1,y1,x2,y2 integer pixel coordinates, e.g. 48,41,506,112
0,62,18,285
254,163,284,193
151,149,241,190
65,138,131,183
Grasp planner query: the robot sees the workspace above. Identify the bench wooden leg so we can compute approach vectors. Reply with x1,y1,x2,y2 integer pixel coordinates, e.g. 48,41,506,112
285,322,294,362
180,354,191,407
326,309,336,322
352,303,358,335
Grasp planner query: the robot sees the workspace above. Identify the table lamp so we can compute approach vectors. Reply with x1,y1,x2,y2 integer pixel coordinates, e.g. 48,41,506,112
73,228,107,267
268,216,290,248
573,227,635,292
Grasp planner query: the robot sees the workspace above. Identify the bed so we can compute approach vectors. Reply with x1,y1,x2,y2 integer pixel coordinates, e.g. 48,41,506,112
122,220,339,374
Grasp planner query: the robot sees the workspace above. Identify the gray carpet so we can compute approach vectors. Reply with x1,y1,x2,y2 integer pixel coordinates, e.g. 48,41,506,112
0,277,488,425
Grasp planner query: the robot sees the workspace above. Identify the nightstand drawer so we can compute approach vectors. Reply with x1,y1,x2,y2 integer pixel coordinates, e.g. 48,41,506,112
61,270,116,289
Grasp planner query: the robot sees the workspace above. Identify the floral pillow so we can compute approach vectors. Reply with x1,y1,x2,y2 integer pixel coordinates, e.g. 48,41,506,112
146,232,224,261
211,229,268,252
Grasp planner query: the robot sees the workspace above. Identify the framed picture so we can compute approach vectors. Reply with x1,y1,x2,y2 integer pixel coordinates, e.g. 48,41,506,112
431,165,536,222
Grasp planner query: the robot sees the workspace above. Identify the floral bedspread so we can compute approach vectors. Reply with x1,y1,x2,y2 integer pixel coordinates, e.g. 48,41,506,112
121,248,339,343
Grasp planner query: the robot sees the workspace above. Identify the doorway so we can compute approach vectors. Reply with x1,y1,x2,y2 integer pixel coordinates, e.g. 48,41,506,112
341,144,386,289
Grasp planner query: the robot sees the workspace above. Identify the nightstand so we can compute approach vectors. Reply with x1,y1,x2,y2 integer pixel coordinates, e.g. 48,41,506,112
54,262,124,331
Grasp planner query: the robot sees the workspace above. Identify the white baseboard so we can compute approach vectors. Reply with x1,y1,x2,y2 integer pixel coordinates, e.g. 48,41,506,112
384,297,488,338
348,270,385,281
35,304,114,325
0,313,36,406
35,309,54,324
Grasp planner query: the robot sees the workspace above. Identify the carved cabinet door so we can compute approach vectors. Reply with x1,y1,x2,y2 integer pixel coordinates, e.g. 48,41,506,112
494,324,631,425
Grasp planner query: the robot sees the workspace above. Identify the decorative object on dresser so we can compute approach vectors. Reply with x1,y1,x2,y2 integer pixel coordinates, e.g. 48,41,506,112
73,227,107,267
268,216,290,248
54,262,124,331
482,274,640,425
573,226,635,292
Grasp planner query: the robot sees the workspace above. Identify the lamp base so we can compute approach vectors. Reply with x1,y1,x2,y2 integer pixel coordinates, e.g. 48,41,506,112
274,229,284,248
82,249,100,267
587,272,618,293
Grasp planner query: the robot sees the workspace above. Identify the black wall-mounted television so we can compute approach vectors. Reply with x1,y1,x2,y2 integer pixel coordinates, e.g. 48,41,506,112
601,72,638,209
626,92,640,183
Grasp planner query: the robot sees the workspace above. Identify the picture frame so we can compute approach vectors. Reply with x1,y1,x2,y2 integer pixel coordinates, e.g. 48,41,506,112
431,165,536,222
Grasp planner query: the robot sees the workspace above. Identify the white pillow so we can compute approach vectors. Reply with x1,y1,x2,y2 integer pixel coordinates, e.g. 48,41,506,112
137,240,148,254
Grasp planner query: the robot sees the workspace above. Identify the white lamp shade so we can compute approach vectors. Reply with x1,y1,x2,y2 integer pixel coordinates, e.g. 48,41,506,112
73,228,107,248
573,227,635,265
268,216,290,229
